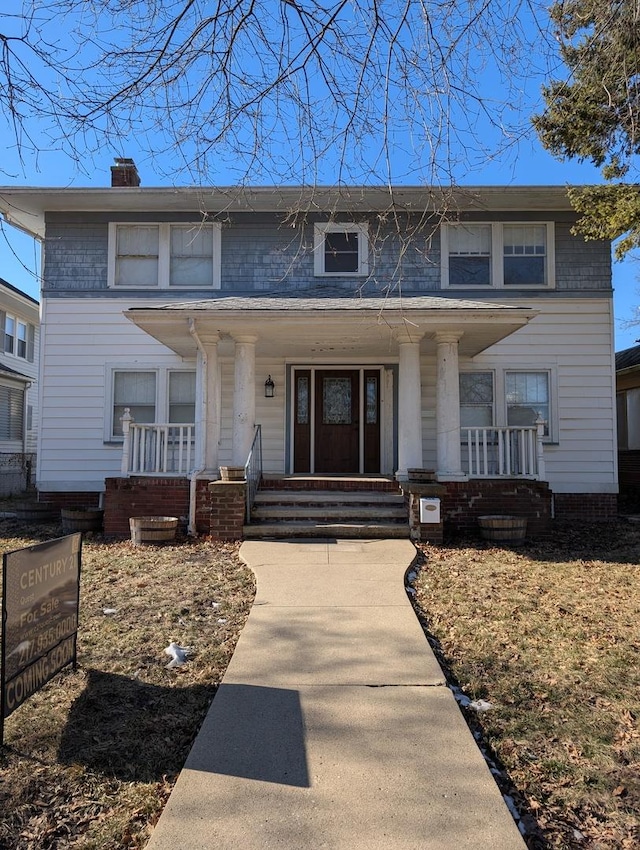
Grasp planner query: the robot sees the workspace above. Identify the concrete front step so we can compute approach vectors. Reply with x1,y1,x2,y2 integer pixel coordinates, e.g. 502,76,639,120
251,505,407,521
254,491,405,505
242,521,410,539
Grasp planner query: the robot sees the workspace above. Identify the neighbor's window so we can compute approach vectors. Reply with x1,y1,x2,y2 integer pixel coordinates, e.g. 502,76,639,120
506,371,549,435
459,372,494,427
314,223,369,276
109,223,221,288
112,371,156,437
4,315,15,354
0,385,24,441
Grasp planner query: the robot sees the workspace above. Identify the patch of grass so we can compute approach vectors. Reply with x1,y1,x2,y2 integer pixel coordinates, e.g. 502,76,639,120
412,520,640,850
0,517,255,849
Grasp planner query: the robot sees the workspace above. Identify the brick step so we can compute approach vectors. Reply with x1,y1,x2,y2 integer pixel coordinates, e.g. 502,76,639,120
242,521,410,539
259,476,400,493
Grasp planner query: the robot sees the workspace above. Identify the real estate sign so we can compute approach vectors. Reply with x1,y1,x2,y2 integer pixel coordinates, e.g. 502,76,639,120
1,533,81,742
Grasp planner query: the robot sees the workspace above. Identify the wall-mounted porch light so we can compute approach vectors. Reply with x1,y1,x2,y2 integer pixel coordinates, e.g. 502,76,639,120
264,375,275,398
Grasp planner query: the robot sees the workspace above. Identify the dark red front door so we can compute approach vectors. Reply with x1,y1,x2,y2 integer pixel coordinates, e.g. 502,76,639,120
314,370,359,473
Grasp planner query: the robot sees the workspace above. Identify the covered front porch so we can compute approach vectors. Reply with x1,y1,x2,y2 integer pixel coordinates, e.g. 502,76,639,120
122,294,542,482
97,295,554,540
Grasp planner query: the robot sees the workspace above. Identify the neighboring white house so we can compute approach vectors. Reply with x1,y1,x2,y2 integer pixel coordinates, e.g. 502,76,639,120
0,278,39,495
0,162,618,535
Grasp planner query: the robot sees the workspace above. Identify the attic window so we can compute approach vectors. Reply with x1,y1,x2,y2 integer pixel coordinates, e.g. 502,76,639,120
314,222,369,276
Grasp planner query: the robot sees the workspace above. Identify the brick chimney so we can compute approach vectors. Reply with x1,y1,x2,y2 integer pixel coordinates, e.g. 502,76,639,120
110,157,141,187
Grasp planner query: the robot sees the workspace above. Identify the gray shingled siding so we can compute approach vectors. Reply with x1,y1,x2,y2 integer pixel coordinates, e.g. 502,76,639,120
42,211,611,295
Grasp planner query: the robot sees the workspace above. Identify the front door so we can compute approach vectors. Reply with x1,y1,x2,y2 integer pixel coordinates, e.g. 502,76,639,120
315,370,360,473
293,368,382,474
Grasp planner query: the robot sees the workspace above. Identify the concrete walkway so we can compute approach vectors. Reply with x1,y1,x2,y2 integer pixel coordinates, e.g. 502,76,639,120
146,539,526,850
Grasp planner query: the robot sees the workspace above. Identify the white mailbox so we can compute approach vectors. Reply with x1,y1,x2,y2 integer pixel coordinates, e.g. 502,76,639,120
419,497,441,524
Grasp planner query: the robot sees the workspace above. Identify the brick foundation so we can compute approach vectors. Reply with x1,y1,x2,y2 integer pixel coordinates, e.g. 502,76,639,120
439,479,553,539
209,480,246,540
552,492,617,521
38,491,103,511
102,477,216,537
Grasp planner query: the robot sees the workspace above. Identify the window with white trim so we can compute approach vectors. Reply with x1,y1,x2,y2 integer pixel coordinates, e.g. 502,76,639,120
1,313,35,361
108,223,221,288
109,368,196,439
314,222,369,276
442,222,554,288
459,372,494,427
0,384,24,441
505,371,550,436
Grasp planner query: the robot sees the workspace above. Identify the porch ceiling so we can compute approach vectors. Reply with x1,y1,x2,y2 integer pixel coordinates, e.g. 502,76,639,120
125,295,537,359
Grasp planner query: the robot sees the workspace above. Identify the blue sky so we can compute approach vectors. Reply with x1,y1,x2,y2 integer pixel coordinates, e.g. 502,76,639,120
0,1,638,350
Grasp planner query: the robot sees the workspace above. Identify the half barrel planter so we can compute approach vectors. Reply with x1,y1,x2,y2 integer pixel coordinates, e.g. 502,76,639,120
61,508,104,534
130,516,179,545
478,515,527,546
14,501,60,522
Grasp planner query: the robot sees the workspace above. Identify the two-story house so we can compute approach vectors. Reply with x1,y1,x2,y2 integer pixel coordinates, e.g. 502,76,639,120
0,160,617,537
0,278,39,496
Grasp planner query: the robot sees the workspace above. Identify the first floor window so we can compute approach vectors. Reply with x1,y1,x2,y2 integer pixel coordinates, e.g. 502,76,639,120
506,372,549,434
0,385,24,441
112,371,156,437
110,368,196,439
168,371,196,422
459,372,494,427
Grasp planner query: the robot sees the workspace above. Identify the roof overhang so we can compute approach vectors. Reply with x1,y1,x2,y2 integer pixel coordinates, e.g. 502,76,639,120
125,296,537,359
0,184,577,240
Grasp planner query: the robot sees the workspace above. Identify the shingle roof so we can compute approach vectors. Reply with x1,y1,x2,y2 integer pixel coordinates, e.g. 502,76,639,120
616,344,640,371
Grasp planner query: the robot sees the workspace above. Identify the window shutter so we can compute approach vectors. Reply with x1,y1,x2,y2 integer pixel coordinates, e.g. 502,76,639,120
0,311,5,340
26,324,35,362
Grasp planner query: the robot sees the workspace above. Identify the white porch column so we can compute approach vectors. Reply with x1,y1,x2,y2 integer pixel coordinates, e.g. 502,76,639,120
232,334,258,465
396,331,424,478
189,323,221,474
435,331,466,480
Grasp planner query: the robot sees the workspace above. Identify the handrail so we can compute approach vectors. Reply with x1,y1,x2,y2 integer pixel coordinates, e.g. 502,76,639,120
244,424,263,521
462,419,545,479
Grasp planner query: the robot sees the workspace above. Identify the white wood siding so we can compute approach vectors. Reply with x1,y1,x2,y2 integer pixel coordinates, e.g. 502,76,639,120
39,296,616,494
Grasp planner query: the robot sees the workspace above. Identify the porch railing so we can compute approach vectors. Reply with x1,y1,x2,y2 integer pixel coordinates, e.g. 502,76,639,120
121,410,195,476
244,424,263,521
462,419,546,479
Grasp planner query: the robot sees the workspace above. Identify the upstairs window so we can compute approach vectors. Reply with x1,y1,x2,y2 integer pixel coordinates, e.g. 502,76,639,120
448,225,492,286
443,222,554,289
314,223,369,276
1,313,35,361
109,223,221,289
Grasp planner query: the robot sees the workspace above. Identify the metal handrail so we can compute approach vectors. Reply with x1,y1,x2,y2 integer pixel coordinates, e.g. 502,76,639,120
244,424,263,521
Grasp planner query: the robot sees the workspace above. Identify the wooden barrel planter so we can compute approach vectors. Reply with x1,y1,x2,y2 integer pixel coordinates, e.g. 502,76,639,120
14,501,59,522
219,466,246,482
61,508,104,534
130,516,179,545
478,515,527,546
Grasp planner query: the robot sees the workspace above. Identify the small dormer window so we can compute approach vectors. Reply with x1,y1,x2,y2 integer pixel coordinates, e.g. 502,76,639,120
314,222,369,276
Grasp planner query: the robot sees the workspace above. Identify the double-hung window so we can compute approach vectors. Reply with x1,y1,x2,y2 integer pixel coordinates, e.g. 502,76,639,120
108,223,221,288
459,372,494,427
1,313,35,361
443,223,554,288
314,222,369,276
109,368,196,439
505,371,550,435
460,369,552,438
0,384,25,441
